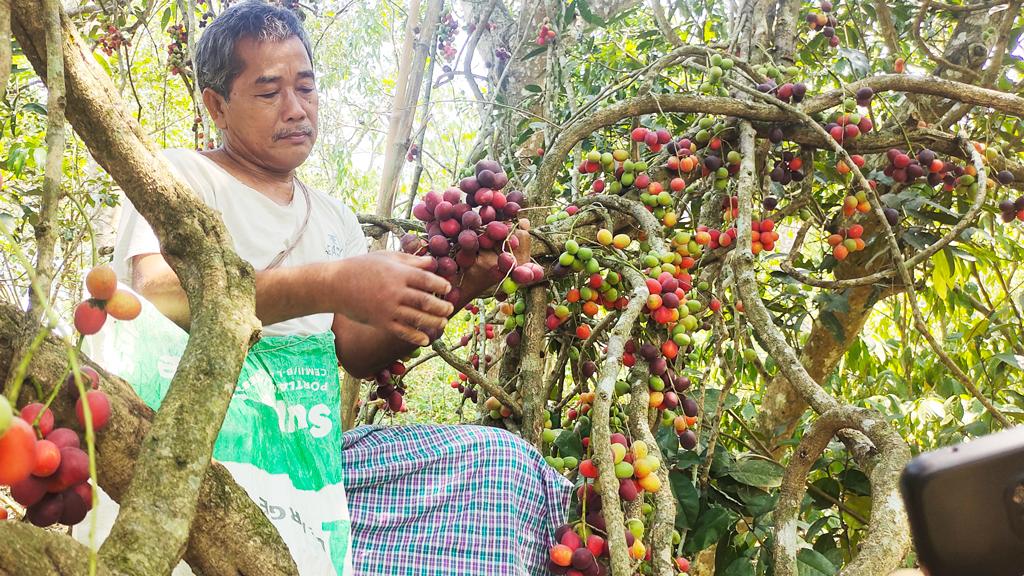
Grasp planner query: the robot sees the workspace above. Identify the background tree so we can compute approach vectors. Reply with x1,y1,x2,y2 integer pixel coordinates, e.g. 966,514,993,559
0,0,1022,575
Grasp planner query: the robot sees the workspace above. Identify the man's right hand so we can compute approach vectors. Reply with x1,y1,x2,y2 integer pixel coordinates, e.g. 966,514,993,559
329,252,453,347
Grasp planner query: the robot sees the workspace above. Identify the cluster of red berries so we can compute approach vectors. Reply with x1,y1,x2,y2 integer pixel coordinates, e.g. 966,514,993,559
369,361,409,413
769,152,806,184
437,11,459,62
166,24,190,76
406,159,530,308
0,367,110,528
629,126,673,153
827,223,866,261
98,25,129,56
536,22,557,45
755,80,808,104
826,108,874,146
882,148,948,185
73,266,141,336
805,0,841,48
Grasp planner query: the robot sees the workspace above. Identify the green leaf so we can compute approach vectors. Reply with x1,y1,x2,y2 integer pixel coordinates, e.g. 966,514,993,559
818,310,845,343
22,102,47,116
554,429,583,460
798,548,837,575
523,84,542,93
992,352,1024,370
670,470,700,530
932,251,951,299
721,557,755,576
729,455,785,488
689,505,738,551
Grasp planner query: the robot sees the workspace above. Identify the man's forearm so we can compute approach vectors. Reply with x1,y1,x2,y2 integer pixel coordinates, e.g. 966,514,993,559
333,315,419,379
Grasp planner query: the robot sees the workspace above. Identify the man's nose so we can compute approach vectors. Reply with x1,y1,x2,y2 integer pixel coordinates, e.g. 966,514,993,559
280,89,308,123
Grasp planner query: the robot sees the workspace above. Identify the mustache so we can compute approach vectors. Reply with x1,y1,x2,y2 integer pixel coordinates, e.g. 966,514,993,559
273,126,314,140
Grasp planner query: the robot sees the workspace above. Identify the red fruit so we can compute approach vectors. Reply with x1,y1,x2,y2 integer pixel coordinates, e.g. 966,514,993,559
48,447,89,493
550,544,574,567
85,265,117,301
0,418,37,485
760,219,775,232
833,244,850,261
670,177,686,192
576,325,592,340
10,474,48,507
560,529,583,550
844,124,860,140
656,128,672,144
894,57,905,73
75,390,112,431
74,300,107,335
586,535,605,557
20,403,54,436
33,440,61,477
46,428,80,451
848,224,864,239
829,125,844,142
850,154,865,168
580,459,598,478
644,131,659,147
0,507,6,520
661,340,678,360
709,298,722,312
836,160,851,175
630,127,648,142
789,157,803,172
676,557,691,572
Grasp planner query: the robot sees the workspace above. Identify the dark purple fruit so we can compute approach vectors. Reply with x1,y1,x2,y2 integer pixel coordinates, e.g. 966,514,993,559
997,170,1014,185
436,257,457,278
11,475,48,507
681,396,699,417
26,493,64,527
883,207,900,226
459,177,480,195
768,127,784,144
855,87,874,102
428,235,450,256
475,159,501,175
679,429,698,450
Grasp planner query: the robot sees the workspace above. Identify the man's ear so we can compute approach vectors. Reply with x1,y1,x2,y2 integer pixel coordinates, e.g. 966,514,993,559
202,87,228,130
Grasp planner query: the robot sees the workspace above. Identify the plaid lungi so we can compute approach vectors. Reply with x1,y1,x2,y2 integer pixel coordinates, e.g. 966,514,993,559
341,424,573,575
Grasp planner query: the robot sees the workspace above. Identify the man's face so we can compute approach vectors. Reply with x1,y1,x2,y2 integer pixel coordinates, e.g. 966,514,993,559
207,36,318,172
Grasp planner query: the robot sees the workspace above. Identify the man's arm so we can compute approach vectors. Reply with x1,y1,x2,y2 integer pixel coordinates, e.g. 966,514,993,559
132,250,454,346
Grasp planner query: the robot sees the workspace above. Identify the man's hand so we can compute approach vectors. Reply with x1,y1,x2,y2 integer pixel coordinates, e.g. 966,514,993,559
331,252,454,346
456,227,532,306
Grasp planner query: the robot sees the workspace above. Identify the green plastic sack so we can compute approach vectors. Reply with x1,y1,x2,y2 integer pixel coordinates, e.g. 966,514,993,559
81,289,352,575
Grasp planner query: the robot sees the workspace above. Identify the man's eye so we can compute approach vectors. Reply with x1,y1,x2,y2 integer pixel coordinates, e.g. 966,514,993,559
299,87,316,94
258,92,278,99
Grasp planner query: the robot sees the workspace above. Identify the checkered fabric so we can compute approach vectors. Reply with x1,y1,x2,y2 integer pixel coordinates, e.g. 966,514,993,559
341,424,574,575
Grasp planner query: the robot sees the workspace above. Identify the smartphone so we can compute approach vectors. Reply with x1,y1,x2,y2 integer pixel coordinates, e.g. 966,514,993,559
901,425,1024,576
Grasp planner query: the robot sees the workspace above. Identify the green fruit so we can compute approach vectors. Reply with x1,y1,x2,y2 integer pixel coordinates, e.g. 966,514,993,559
609,181,623,194
714,178,729,190
607,271,621,285
710,54,723,66
601,152,614,165
727,150,742,164
687,300,702,313
604,287,619,301
559,252,575,266
709,65,724,80
621,173,635,187
515,314,525,327
585,258,601,274
490,409,502,419
569,346,582,360
514,300,526,314
843,98,857,112
610,416,621,427
615,379,630,395
634,161,648,172
552,457,565,469
0,395,11,435
504,317,517,330
673,333,692,347
623,160,635,172
843,238,857,252
565,239,579,254
643,254,660,268
673,530,682,545
716,167,729,179
800,208,814,220
649,375,665,391
786,66,799,76
743,348,757,362
721,58,735,70
698,117,714,129
542,428,557,443
697,280,710,291
657,192,673,206
501,277,518,294
587,150,601,162
615,461,635,479
695,129,710,143
563,456,578,469
682,315,699,331
577,246,593,261
627,518,645,538
642,503,654,515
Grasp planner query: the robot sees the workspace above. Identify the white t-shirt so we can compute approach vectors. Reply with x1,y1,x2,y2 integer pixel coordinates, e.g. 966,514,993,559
113,148,368,336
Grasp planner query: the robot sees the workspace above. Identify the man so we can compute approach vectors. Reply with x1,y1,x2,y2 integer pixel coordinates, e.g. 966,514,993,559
92,2,571,574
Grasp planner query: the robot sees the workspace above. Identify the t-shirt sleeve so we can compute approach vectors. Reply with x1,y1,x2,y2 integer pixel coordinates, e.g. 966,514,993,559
111,150,214,283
